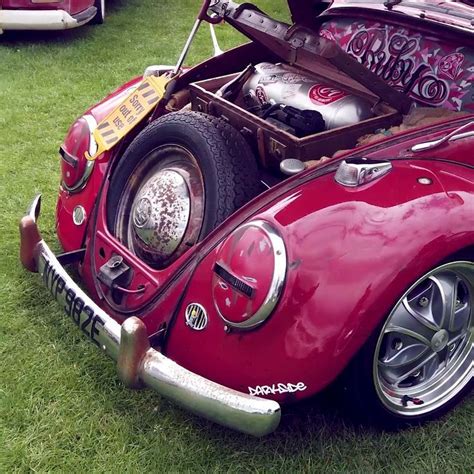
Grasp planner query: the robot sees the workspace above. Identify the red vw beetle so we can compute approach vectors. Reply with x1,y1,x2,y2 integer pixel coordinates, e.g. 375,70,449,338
20,0,473,436
0,0,104,33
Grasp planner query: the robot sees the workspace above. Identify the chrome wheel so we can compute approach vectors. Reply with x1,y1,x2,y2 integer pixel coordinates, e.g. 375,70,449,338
115,144,205,268
374,262,473,416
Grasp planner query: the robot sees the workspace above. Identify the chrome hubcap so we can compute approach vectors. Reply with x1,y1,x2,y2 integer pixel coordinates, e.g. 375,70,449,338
131,169,191,259
115,145,205,268
374,262,473,416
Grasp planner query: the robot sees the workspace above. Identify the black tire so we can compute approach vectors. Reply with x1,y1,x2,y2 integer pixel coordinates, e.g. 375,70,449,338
90,0,105,25
340,260,473,429
107,111,261,267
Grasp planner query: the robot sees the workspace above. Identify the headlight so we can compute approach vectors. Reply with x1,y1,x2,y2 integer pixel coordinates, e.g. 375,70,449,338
60,115,97,192
212,220,287,330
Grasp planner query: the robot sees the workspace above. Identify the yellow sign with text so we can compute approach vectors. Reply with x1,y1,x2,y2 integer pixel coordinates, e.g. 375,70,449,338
86,75,170,161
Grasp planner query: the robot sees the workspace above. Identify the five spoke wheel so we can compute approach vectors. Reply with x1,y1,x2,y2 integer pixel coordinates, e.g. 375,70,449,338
374,262,473,416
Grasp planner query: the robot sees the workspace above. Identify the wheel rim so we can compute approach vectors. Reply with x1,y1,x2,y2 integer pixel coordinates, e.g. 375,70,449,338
374,261,474,416
115,144,205,268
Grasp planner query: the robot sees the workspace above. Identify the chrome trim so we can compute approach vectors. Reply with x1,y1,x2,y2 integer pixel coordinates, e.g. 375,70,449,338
116,144,205,269
174,19,202,75
0,8,95,31
411,121,474,153
373,261,474,416
83,114,98,157
131,169,191,261
185,303,209,331
73,206,86,226
209,24,224,56
62,114,97,194
335,158,392,188
218,220,287,330
60,148,78,168
28,194,42,222
280,158,305,176
62,161,95,194
19,196,281,436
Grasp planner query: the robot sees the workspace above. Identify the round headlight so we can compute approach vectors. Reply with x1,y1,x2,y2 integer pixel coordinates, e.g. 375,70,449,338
60,115,97,192
212,220,287,330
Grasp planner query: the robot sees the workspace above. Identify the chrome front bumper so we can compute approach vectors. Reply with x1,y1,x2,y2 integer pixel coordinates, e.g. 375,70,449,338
19,195,281,436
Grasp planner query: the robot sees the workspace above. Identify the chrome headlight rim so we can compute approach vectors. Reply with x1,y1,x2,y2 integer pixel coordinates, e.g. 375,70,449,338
61,114,98,194
215,219,287,331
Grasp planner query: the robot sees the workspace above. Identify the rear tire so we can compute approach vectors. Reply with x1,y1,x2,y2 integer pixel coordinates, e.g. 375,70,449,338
107,111,261,268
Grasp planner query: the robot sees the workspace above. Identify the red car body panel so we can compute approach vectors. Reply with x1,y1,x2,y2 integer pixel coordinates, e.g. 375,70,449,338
50,1,474,407
1,0,101,32
164,156,474,402
2,1,93,15
62,115,474,403
57,77,143,251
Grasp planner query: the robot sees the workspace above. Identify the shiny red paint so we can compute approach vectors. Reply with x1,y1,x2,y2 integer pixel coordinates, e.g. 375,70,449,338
56,77,143,251
72,170,201,324
56,159,108,251
70,115,474,402
344,116,474,165
58,107,474,405
52,1,474,406
164,157,474,402
86,77,144,122
213,224,275,325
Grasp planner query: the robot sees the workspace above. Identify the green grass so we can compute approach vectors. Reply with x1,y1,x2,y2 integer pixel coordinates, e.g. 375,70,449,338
0,0,472,471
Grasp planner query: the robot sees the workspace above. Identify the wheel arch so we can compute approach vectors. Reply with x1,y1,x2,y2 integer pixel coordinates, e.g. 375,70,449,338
333,256,474,426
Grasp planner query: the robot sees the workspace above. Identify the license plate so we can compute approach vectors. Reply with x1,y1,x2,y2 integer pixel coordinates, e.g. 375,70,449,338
86,75,170,160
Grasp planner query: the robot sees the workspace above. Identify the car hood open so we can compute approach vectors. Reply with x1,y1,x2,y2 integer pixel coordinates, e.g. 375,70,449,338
288,0,474,33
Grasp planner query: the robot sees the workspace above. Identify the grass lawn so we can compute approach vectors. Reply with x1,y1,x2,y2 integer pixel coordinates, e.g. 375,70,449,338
0,0,472,471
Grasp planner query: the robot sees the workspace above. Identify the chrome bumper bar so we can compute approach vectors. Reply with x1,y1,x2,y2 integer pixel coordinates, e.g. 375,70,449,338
19,195,281,436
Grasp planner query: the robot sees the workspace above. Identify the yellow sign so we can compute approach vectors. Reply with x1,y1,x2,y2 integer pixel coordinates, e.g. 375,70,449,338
85,75,170,161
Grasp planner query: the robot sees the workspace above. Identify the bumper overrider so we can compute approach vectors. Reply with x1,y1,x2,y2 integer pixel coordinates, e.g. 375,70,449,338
19,195,281,436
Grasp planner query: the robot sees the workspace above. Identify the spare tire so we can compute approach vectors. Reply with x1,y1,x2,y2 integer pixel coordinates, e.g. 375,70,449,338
107,111,261,268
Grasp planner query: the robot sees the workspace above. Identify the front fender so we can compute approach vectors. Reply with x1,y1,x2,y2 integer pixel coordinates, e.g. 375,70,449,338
56,77,143,252
165,159,474,402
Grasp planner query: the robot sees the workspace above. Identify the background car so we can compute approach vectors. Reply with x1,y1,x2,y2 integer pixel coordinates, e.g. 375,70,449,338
0,0,104,33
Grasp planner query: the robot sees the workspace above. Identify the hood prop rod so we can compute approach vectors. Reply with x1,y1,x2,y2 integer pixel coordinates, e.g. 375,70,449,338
173,0,223,76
